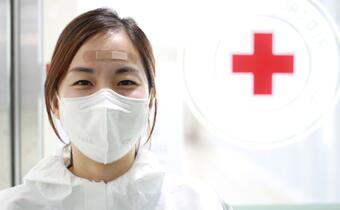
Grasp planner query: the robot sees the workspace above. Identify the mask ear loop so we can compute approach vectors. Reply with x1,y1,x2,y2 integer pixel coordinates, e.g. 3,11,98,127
57,93,74,168
134,99,151,159
145,90,154,150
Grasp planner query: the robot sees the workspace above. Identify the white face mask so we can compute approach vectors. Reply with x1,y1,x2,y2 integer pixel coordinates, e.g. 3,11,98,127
58,88,149,164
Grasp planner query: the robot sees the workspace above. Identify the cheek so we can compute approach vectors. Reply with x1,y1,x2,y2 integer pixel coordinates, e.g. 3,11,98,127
58,78,85,98
57,79,71,97
127,85,148,99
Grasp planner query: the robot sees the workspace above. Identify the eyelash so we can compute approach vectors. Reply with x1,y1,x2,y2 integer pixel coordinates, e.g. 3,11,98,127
117,80,138,86
72,80,93,86
72,80,138,87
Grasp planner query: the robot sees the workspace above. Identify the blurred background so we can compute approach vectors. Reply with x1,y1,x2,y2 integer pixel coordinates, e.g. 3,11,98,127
1,0,340,207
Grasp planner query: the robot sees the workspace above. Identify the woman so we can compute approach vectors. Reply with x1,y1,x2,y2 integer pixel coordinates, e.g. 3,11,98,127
0,8,231,210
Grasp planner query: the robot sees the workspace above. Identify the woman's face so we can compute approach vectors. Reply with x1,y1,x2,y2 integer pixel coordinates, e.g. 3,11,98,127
54,30,149,118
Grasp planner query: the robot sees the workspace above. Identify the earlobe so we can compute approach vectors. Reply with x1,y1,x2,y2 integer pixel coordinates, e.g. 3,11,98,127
45,63,51,75
148,95,155,115
148,89,155,110
54,109,61,120
51,95,61,120
148,98,153,110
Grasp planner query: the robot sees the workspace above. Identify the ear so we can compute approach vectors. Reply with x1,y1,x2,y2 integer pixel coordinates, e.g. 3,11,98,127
148,89,155,112
148,97,153,110
45,63,51,75
51,94,61,120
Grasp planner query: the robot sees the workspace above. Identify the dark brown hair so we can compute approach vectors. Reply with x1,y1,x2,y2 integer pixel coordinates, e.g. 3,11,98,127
45,8,157,144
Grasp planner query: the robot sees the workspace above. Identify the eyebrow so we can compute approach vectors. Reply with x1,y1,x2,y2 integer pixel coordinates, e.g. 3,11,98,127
68,66,141,75
68,67,94,73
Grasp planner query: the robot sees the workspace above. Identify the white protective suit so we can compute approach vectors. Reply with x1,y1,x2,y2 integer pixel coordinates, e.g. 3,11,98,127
0,149,232,210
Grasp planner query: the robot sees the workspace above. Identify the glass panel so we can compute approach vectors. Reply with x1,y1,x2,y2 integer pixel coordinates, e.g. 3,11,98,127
19,0,43,181
42,0,340,206
0,0,11,190
233,204,340,210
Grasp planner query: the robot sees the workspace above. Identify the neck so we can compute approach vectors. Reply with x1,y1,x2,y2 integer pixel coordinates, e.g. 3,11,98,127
68,144,136,183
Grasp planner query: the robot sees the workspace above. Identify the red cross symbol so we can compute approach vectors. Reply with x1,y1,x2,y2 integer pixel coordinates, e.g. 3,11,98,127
232,33,294,95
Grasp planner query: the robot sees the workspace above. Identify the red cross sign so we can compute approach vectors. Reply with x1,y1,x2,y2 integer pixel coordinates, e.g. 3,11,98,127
232,33,294,95
181,0,340,145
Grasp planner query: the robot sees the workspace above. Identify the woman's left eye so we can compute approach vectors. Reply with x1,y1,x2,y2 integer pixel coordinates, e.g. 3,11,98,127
117,80,137,86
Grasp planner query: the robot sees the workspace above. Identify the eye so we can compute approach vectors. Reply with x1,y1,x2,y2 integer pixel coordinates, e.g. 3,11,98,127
72,80,93,86
117,80,138,86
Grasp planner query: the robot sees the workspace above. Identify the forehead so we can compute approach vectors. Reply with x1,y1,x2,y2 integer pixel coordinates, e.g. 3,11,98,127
70,30,142,67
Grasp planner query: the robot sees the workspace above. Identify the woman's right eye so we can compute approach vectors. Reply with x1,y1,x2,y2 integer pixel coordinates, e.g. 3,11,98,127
72,80,93,86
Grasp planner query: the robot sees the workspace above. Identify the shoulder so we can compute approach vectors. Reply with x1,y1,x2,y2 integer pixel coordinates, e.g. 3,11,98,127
0,155,66,210
0,183,49,210
161,173,232,210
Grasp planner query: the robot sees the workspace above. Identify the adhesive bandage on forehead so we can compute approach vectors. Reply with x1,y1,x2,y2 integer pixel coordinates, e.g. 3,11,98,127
83,50,129,62
79,50,150,97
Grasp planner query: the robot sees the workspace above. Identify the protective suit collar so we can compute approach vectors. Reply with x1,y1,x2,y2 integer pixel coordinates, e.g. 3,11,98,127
23,149,165,209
